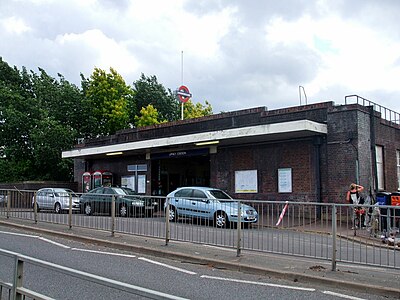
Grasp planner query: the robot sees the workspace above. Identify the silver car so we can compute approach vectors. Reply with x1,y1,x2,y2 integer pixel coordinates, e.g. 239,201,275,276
32,188,80,213
165,186,258,228
0,194,7,207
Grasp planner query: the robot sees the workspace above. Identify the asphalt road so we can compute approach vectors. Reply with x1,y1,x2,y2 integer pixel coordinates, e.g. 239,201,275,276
0,225,390,300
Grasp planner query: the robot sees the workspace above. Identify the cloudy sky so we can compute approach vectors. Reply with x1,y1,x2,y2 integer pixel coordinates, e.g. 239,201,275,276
1,0,400,116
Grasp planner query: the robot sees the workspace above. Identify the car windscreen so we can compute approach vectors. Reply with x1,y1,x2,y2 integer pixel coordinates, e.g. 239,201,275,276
113,187,127,195
209,190,232,201
121,188,137,195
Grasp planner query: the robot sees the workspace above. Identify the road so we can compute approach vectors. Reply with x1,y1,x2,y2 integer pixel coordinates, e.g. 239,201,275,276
10,209,397,269
0,225,389,300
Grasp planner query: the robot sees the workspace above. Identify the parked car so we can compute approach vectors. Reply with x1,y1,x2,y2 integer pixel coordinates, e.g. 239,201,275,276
0,194,8,206
79,186,156,217
32,188,80,213
165,186,258,228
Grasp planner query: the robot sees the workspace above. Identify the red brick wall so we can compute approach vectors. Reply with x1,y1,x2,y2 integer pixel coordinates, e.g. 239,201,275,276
212,139,316,202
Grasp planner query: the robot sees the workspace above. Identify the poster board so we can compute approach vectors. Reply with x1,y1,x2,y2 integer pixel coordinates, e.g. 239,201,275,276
121,175,135,191
278,168,292,193
138,175,146,194
235,170,258,193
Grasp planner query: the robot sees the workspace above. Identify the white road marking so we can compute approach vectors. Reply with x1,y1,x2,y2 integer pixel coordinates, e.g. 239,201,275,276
138,257,197,275
0,247,189,300
323,291,366,300
38,237,71,249
71,248,136,258
0,230,39,238
200,275,316,291
0,230,381,299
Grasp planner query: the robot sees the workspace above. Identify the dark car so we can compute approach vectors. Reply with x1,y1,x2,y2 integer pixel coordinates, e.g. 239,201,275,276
79,187,156,217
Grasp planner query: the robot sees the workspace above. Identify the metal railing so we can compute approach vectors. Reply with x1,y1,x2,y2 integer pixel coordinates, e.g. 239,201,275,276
0,248,187,300
1,189,399,271
345,94,400,125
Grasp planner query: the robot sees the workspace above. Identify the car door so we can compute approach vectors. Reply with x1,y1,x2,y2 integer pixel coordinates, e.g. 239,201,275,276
102,187,117,214
83,187,105,214
43,189,53,209
191,189,209,219
93,187,107,214
35,190,46,209
173,188,193,217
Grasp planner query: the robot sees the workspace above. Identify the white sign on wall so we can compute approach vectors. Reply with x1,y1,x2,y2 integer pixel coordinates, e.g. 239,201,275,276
138,175,146,194
121,176,135,191
278,168,292,193
235,170,258,193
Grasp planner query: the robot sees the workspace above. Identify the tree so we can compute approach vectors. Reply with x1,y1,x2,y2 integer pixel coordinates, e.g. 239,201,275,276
0,57,81,181
0,59,38,180
31,117,75,180
183,99,213,119
134,104,166,127
85,67,133,136
132,73,180,123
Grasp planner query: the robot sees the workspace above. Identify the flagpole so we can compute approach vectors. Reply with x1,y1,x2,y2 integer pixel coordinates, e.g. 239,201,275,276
181,50,184,120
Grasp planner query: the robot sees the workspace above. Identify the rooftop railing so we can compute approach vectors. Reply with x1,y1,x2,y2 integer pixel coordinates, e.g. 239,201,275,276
345,94,400,125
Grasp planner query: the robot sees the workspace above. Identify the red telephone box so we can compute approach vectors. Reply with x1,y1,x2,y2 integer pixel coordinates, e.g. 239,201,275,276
92,170,113,188
82,172,92,193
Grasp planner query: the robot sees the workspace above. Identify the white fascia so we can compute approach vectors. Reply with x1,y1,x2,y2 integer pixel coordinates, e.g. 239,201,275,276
62,120,327,158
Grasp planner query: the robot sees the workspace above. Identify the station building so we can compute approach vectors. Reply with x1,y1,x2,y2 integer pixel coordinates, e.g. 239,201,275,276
62,95,400,203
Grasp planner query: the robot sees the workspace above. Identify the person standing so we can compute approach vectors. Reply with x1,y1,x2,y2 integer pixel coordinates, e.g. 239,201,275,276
346,183,365,229
346,183,364,204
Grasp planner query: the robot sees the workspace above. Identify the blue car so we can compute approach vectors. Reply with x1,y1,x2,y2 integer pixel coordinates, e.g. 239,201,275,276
165,186,258,228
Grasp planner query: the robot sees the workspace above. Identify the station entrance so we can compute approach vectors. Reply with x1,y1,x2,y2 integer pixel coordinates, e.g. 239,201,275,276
151,149,210,196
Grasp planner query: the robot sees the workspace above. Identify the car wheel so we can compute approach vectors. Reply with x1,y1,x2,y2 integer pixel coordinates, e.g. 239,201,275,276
168,206,177,222
119,205,128,217
214,211,228,228
84,203,92,216
54,202,62,214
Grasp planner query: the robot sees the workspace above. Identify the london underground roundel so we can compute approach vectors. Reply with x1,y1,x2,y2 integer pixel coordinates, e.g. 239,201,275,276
176,85,192,103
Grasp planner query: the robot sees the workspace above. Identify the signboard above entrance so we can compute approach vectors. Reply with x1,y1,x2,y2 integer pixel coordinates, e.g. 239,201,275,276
151,148,209,160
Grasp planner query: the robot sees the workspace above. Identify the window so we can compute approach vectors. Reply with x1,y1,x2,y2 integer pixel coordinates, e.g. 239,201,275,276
175,189,192,197
376,145,385,190
192,189,206,199
209,190,231,200
397,150,400,191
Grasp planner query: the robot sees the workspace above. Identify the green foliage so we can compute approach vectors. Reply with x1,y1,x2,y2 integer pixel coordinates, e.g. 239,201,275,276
85,67,133,136
0,57,78,181
31,118,75,180
0,57,215,183
134,104,166,127
132,73,179,123
183,99,213,119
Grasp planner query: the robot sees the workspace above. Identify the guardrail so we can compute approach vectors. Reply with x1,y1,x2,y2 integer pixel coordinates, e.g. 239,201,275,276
0,248,187,300
0,189,399,271
345,94,400,125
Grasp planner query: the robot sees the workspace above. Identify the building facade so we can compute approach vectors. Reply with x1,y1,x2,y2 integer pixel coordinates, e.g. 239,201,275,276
62,96,400,203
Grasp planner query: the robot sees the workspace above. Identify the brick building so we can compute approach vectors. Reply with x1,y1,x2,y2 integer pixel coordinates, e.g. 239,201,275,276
62,96,400,203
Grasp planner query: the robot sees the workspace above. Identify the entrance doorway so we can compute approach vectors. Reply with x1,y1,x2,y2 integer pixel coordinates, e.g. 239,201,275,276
151,155,210,196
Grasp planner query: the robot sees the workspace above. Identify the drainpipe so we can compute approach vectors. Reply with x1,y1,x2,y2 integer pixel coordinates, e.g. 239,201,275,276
313,136,322,203
369,106,378,193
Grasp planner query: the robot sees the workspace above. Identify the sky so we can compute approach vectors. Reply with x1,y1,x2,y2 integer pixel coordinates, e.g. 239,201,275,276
1,0,400,116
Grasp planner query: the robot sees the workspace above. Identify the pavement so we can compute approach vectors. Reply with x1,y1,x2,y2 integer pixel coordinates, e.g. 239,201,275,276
0,217,399,299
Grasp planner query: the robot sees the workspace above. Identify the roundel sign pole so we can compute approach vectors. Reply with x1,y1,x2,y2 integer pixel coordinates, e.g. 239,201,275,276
176,85,192,120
